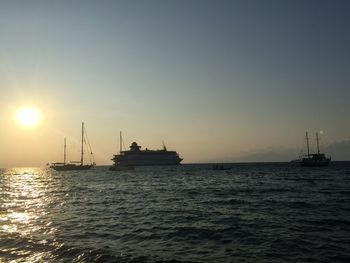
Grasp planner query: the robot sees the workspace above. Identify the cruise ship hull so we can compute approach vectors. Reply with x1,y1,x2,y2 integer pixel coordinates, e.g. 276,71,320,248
112,152,183,166
112,158,182,166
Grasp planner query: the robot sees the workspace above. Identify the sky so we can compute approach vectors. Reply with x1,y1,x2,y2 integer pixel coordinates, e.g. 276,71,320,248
0,0,349,167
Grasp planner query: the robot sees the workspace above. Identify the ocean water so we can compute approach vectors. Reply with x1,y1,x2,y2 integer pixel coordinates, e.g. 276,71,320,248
1,163,350,263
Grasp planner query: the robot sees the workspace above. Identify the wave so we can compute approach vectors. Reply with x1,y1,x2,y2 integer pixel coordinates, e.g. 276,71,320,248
0,233,198,263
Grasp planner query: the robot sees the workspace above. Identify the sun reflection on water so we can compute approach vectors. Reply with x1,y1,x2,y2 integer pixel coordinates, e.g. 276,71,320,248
0,167,60,262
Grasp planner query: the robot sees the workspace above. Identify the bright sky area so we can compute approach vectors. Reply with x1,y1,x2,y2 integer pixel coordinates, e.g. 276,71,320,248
0,0,349,167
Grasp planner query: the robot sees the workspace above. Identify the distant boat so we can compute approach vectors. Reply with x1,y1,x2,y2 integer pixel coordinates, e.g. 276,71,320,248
297,131,331,167
212,163,232,170
110,131,182,169
50,122,95,171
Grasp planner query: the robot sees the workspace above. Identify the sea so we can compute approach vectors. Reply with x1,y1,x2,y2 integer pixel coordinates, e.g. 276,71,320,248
1,162,350,263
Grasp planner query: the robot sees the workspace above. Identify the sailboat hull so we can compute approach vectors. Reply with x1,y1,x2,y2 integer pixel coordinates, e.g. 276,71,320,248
300,159,331,167
51,164,93,171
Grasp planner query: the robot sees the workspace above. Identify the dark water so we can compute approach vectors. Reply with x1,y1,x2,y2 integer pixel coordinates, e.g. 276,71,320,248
1,163,350,262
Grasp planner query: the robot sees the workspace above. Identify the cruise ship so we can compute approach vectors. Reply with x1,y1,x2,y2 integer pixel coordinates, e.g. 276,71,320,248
110,133,183,169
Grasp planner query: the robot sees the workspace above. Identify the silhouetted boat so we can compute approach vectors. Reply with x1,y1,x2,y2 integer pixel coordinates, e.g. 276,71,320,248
297,131,331,167
110,132,182,168
213,163,232,170
50,122,95,171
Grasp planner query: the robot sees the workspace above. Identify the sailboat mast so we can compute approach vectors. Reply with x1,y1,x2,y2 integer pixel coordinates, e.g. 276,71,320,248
64,137,66,165
316,132,320,154
306,131,310,156
81,122,84,166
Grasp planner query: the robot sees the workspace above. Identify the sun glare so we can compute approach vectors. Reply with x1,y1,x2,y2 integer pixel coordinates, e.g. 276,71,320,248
16,106,42,127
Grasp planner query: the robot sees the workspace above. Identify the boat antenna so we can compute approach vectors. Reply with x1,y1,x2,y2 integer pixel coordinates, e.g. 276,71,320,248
306,131,310,156
64,137,67,165
120,131,122,153
81,122,84,166
316,132,320,154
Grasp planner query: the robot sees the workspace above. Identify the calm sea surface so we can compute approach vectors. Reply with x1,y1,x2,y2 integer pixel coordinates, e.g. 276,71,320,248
1,163,350,262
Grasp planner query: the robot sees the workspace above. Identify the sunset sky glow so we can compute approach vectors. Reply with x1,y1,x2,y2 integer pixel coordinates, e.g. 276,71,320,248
0,0,349,167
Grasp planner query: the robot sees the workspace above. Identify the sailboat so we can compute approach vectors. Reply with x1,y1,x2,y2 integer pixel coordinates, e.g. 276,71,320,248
50,122,95,171
298,131,331,167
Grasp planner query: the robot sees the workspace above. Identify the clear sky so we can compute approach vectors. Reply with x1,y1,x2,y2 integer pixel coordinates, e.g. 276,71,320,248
0,0,349,167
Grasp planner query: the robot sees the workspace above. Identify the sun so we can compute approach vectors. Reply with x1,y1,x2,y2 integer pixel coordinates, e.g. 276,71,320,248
16,106,42,127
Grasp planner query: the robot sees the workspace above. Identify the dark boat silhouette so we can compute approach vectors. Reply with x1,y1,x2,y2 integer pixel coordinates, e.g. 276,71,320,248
297,131,331,167
110,132,182,169
50,122,95,171
212,163,232,170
